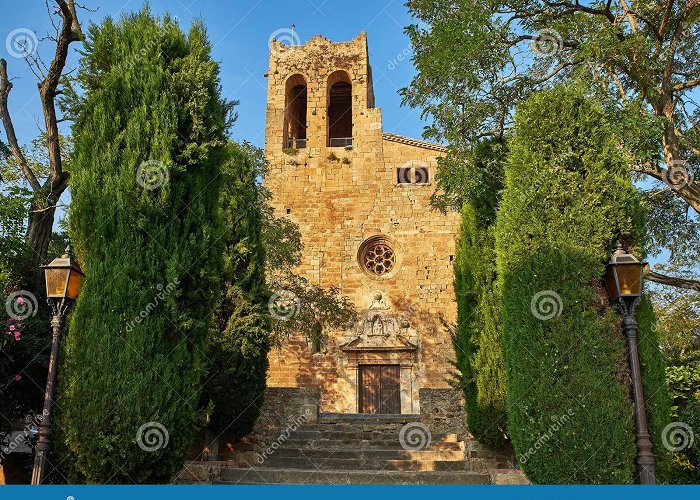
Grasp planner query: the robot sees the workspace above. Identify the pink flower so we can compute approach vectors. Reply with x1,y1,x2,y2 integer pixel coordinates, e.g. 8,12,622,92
16,297,26,306
14,375,21,381
14,331,21,342
9,325,15,331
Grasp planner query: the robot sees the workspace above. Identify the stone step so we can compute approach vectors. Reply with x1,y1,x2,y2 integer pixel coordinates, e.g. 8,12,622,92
317,413,421,425
260,456,471,471
281,438,464,451
272,447,465,461
294,424,417,433
290,429,460,442
217,467,490,484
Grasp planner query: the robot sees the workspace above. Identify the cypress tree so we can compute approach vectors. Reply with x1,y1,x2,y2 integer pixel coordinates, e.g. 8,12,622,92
202,143,271,437
452,141,508,448
495,84,671,483
58,9,231,483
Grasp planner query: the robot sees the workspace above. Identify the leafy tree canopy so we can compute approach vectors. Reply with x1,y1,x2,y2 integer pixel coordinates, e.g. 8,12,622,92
403,0,700,286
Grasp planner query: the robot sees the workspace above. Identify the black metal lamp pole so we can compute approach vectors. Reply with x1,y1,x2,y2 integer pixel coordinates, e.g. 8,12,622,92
615,296,656,485
604,241,655,484
31,246,84,485
31,299,70,485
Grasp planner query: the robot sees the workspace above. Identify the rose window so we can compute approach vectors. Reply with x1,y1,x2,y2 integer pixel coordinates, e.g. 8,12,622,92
359,237,396,276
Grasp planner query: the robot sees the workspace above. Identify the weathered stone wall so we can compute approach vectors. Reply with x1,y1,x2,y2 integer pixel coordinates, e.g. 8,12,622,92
418,388,516,473
184,387,320,468
419,388,468,436
264,32,461,416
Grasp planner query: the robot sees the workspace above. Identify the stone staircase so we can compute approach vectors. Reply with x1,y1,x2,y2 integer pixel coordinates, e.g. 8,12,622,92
215,413,491,484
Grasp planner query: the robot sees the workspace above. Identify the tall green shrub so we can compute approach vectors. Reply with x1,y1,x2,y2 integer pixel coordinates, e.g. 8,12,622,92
495,84,671,483
202,143,271,437
452,141,508,448
58,10,231,483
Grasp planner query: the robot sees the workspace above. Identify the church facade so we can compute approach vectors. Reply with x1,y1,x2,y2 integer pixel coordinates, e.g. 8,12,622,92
263,32,462,416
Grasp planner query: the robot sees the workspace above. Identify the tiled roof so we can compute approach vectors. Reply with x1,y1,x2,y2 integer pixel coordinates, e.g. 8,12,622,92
382,133,448,153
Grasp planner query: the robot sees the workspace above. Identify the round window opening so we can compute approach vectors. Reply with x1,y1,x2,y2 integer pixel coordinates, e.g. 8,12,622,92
359,236,396,277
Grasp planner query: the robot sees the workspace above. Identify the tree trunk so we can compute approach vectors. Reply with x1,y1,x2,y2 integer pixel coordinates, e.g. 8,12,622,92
27,200,57,289
655,102,700,214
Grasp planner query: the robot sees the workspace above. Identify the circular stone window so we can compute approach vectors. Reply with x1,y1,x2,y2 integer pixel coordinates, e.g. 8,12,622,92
358,236,396,277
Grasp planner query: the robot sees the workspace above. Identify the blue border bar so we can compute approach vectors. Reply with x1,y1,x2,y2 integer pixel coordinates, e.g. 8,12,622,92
2,485,700,500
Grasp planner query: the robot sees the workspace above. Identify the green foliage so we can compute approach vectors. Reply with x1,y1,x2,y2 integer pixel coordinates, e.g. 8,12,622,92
666,398,700,483
0,186,32,285
402,0,700,153
495,84,670,483
453,204,507,448
0,186,52,440
667,363,700,412
57,9,231,483
451,139,508,448
654,286,700,366
402,0,700,289
664,358,700,483
0,135,73,184
202,143,271,437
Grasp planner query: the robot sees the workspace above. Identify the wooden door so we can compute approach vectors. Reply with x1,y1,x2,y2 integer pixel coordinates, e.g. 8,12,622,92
359,365,401,414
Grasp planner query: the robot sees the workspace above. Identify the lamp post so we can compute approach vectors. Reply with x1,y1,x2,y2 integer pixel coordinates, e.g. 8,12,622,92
603,241,655,485
31,246,84,485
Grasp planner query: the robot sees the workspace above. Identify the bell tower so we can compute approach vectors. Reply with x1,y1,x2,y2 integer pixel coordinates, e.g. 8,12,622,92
264,32,382,160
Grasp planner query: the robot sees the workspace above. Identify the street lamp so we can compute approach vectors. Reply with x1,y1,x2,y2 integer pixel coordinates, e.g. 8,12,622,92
603,241,655,485
31,245,84,485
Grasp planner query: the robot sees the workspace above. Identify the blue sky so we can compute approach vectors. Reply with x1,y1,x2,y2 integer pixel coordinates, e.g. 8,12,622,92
1,1,695,271
1,0,425,150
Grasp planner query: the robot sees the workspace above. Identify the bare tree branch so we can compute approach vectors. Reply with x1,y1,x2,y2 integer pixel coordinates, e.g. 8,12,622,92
674,79,700,92
645,264,700,291
635,162,700,214
0,59,41,190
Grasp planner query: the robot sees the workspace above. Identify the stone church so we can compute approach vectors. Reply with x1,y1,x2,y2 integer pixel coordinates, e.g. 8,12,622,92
182,32,520,483
264,32,461,417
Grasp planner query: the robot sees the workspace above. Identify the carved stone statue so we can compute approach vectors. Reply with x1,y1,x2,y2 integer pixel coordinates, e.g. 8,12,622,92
370,315,385,337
